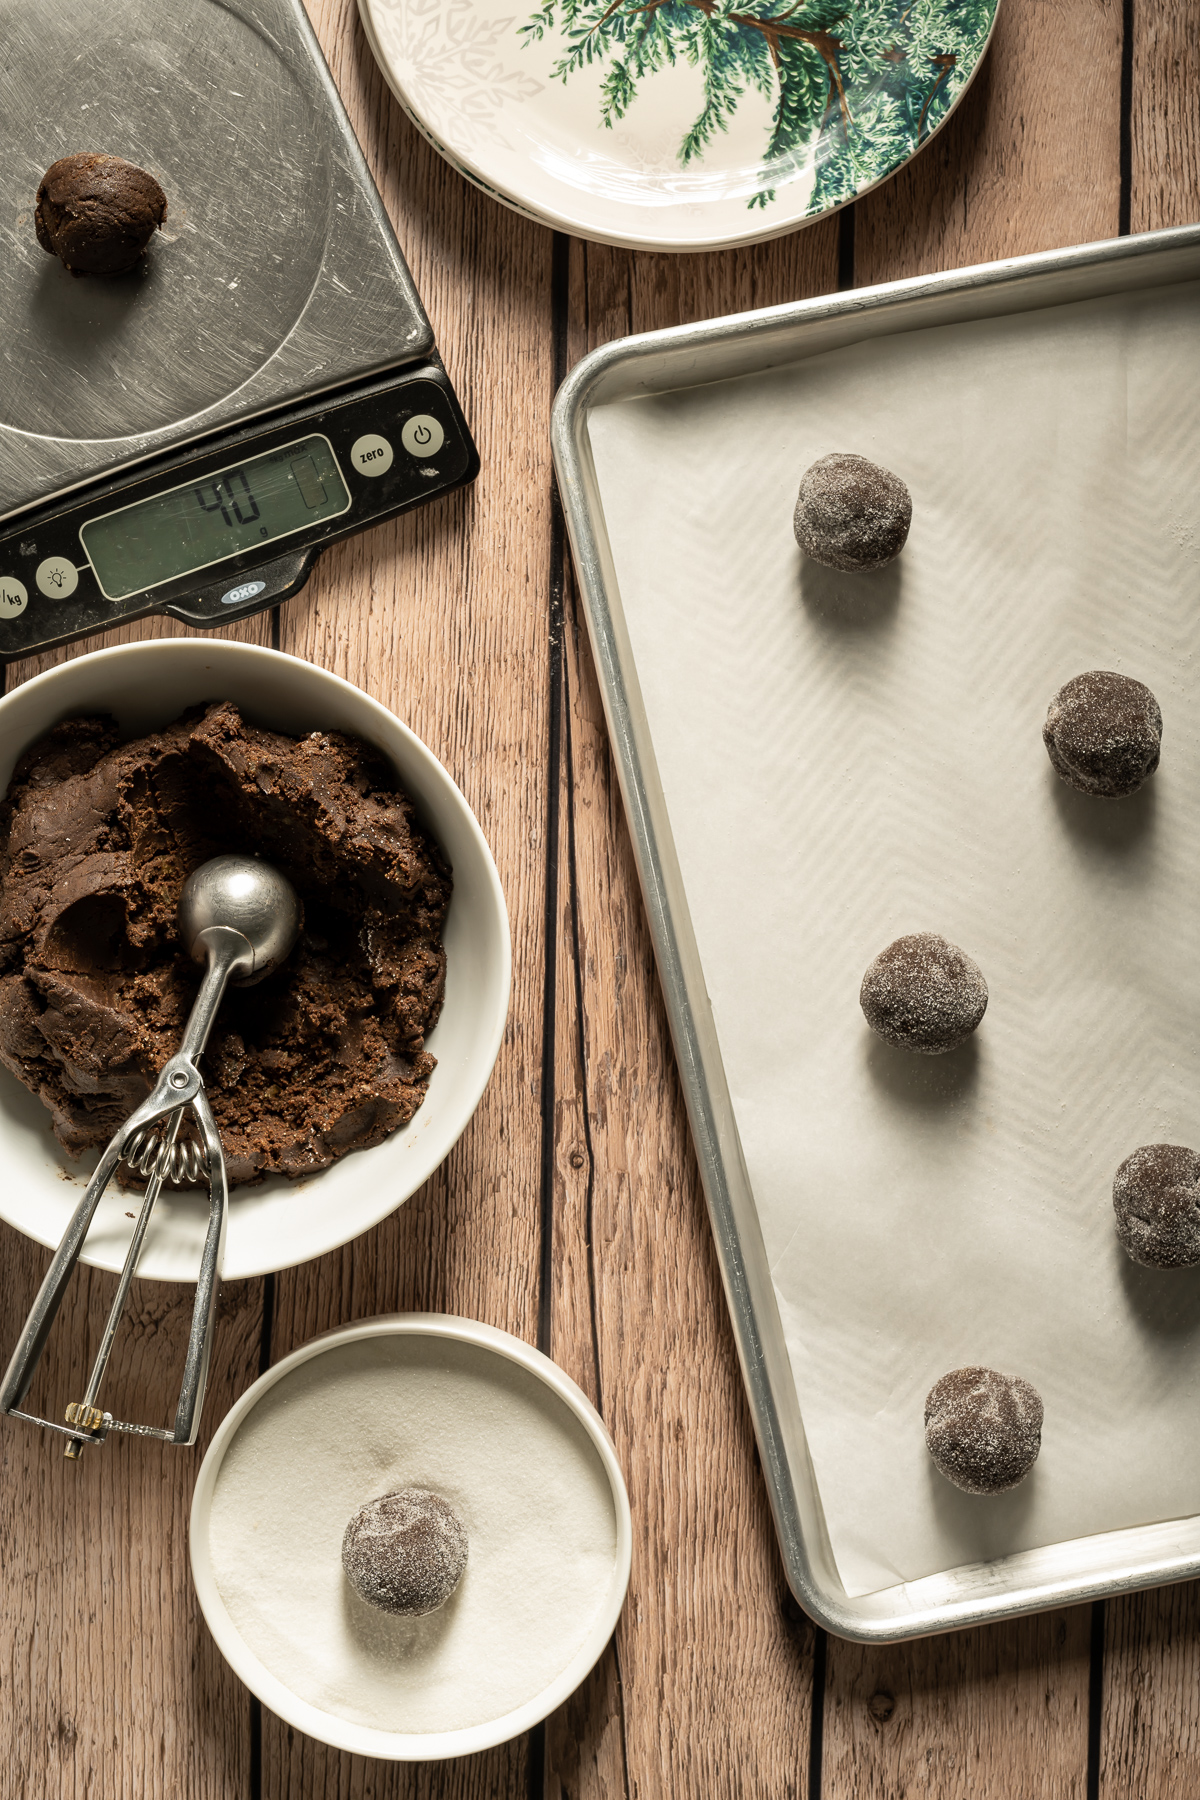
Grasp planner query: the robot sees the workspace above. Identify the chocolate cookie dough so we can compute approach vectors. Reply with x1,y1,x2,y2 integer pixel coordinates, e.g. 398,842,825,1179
925,1367,1043,1495
1043,671,1162,798
793,453,911,572
1112,1143,1200,1269
0,703,450,1186
342,1488,468,1617
36,152,167,276
859,932,987,1055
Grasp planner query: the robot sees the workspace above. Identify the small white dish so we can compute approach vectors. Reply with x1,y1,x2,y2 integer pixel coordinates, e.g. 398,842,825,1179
190,1314,633,1760
358,0,1001,253
0,639,510,1281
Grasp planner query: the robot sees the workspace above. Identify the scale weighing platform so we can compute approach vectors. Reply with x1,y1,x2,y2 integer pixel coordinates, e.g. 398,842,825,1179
0,0,479,660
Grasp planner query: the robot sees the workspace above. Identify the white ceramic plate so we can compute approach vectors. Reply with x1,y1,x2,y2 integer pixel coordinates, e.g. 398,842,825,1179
190,1314,633,1760
0,640,510,1282
358,0,1001,252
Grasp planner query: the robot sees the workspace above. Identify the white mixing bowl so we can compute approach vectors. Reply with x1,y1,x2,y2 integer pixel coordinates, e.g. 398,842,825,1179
0,639,510,1280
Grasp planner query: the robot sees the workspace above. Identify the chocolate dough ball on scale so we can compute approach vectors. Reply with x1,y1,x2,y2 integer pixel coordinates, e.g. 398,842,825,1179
36,152,167,276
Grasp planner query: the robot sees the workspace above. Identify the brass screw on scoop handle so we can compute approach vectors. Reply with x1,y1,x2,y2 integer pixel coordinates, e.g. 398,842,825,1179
0,856,301,1458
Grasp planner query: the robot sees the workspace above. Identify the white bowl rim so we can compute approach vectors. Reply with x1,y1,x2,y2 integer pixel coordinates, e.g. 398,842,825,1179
0,639,511,1280
189,1312,634,1760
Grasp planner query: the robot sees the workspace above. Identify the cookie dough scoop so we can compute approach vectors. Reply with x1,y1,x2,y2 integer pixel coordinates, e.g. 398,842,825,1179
0,857,300,1458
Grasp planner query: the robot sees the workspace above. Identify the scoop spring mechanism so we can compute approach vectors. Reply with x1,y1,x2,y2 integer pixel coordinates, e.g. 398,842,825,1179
122,1125,209,1188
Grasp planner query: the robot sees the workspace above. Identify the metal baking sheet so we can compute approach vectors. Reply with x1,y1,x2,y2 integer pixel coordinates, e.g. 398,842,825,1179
0,0,432,520
552,225,1200,1641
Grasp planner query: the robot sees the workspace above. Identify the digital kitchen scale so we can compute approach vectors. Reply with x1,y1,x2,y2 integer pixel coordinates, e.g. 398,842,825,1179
0,0,479,660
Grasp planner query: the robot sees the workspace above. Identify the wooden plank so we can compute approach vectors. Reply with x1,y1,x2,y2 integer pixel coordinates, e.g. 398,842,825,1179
543,654,629,1800
256,1737,529,1800
854,0,1124,285
252,1,557,1793
551,216,839,1798
277,0,553,1332
571,219,841,347
1098,9,1200,1797
2,484,274,1800
1100,1584,1200,1799
1,1228,264,1800
822,1610,1091,1800
1130,0,1200,233
5,610,273,691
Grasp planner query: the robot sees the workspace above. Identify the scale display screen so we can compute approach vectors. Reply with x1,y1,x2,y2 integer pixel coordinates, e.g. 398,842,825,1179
81,435,351,601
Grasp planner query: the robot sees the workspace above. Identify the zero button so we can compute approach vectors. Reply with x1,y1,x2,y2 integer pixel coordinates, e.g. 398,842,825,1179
350,433,394,478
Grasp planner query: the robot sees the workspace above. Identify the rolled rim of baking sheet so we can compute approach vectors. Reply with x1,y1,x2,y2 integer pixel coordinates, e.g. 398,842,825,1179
0,638,511,1283
189,1312,633,1760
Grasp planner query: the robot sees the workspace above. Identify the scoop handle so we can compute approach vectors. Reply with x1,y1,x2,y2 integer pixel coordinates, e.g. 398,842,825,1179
0,1134,127,1415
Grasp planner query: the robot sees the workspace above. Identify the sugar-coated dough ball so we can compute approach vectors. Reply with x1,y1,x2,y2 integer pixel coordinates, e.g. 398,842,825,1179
793,453,911,572
925,1367,1043,1495
859,932,987,1055
341,1487,468,1617
36,152,167,276
1042,671,1162,798
1112,1143,1200,1269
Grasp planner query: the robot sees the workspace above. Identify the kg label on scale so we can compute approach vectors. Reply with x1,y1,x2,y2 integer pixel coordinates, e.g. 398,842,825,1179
0,577,28,618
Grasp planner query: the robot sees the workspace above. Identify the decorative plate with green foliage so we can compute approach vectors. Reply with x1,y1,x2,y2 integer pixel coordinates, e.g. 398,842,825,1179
359,0,1001,250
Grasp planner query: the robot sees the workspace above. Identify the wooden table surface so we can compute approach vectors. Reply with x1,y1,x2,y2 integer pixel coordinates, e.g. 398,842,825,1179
4,2,1199,1795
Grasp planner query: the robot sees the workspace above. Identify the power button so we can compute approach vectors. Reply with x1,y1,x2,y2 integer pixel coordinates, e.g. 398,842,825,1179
401,414,444,458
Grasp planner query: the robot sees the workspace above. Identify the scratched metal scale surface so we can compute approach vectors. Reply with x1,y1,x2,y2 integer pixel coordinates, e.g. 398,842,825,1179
0,0,438,521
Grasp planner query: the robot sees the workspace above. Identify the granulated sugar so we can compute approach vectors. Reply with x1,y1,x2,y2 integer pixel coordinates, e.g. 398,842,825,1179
207,1334,618,1734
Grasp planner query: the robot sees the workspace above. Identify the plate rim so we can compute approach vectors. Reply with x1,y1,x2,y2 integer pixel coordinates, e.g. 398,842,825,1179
188,1312,634,1760
358,0,1003,253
